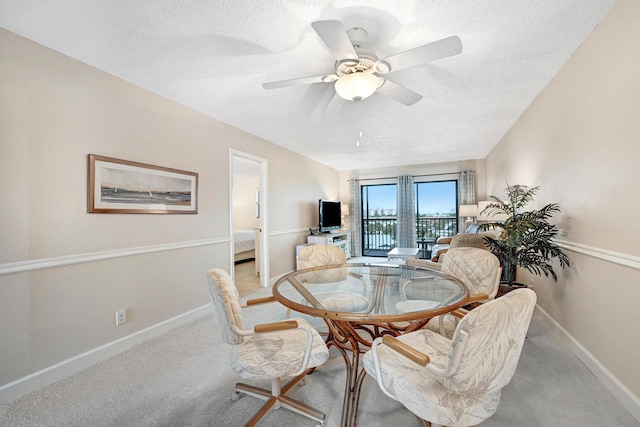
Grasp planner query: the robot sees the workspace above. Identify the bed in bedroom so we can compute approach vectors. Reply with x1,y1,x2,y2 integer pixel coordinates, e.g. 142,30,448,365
234,229,256,264
234,228,261,277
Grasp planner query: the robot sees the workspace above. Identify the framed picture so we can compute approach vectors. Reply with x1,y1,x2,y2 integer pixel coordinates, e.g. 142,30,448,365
88,154,198,214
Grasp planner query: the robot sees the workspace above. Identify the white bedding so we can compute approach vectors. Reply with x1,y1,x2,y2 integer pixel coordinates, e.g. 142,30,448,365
234,230,255,254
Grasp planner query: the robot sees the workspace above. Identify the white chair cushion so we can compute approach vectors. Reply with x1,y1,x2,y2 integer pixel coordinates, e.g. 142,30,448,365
231,317,329,380
425,312,459,338
394,299,440,314
445,290,535,395
293,245,370,313
315,291,369,312
442,247,500,299
425,247,501,339
207,268,244,345
363,289,536,426
362,329,499,426
298,244,346,270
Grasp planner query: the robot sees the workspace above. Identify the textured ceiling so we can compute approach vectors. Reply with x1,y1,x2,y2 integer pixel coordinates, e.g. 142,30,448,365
0,1,617,171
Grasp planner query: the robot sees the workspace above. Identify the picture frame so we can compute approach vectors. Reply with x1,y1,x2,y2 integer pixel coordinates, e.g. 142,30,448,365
88,154,198,214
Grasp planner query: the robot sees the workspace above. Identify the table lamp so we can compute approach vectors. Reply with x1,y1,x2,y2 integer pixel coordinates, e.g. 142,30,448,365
459,204,478,231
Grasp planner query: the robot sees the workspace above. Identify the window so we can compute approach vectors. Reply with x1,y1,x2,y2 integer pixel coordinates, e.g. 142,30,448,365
360,180,459,257
361,184,396,256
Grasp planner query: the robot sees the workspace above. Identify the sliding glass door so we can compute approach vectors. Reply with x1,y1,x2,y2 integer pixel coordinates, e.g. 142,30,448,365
360,180,458,258
361,184,397,256
415,180,458,258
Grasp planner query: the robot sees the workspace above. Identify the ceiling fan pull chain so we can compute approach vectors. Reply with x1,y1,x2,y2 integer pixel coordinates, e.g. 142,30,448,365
356,103,364,147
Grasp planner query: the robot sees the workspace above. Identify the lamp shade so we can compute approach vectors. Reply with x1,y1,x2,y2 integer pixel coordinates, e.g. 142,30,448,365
341,203,349,216
334,72,380,101
459,204,478,217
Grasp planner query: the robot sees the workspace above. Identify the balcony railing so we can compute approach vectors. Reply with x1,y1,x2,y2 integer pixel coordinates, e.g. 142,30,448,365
362,216,458,258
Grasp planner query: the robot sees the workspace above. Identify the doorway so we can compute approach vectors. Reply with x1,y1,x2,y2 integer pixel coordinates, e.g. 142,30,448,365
230,150,269,295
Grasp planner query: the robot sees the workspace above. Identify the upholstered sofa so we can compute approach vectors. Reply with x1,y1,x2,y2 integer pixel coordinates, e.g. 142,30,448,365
407,230,497,271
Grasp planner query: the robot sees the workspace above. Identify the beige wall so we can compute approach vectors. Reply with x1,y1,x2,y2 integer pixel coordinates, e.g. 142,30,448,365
0,29,339,386
483,0,640,400
233,174,260,230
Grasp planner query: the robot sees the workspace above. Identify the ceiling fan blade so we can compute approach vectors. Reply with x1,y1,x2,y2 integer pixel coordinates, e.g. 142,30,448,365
311,20,359,62
262,74,335,89
376,79,423,106
321,92,345,116
377,36,462,74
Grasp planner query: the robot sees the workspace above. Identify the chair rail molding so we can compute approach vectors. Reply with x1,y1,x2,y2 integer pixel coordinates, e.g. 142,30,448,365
0,237,227,276
556,239,640,271
269,226,317,236
4,237,636,276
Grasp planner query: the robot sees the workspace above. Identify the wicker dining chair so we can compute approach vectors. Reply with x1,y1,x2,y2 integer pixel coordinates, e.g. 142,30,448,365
364,288,536,427
290,244,369,315
207,268,329,426
398,247,501,338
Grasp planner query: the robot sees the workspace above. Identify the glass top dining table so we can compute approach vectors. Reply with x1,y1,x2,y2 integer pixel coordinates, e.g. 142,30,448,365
272,262,469,427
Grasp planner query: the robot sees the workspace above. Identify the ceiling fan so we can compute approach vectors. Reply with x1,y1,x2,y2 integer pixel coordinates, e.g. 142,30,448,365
262,20,463,108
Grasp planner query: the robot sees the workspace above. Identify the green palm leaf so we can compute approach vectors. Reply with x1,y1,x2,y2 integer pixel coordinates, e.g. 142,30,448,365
479,184,571,285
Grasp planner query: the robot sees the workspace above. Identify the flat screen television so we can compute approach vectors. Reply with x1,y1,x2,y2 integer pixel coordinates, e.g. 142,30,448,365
318,199,342,233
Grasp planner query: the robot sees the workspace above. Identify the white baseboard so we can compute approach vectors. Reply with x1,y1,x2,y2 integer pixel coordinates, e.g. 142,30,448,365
0,304,213,404
535,305,640,422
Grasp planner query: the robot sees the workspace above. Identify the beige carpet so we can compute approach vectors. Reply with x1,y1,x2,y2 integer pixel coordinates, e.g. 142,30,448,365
0,294,638,427
234,260,260,297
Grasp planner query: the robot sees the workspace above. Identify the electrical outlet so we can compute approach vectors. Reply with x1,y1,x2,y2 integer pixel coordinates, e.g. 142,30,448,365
115,309,127,326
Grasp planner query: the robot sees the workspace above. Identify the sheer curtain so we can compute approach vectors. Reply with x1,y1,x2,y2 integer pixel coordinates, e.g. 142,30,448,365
396,175,416,248
459,170,477,233
459,170,476,205
349,179,362,257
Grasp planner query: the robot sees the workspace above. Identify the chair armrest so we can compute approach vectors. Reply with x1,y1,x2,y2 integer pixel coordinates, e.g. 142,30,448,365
249,319,316,377
382,336,430,366
405,258,442,271
437,308,468,334
254,320,299,333
243,295,277,307
436,236,453,244
449,308,469,319
435,248,449,261
370,331,469,399
348,271,368,297
348,271,364,280
467,293,489,303
443,294,488,324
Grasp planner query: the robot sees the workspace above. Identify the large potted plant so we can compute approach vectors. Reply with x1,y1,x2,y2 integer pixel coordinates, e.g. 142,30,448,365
479,184,571,286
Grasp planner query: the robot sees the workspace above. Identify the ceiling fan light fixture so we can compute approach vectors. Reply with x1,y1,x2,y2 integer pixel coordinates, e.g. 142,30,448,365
374,60,391,74
334,72,380,101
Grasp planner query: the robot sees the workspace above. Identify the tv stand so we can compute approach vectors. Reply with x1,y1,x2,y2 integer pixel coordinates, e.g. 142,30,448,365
307,231,351,259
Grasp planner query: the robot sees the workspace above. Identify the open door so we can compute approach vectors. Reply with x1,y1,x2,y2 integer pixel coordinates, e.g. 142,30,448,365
230,150,269,290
